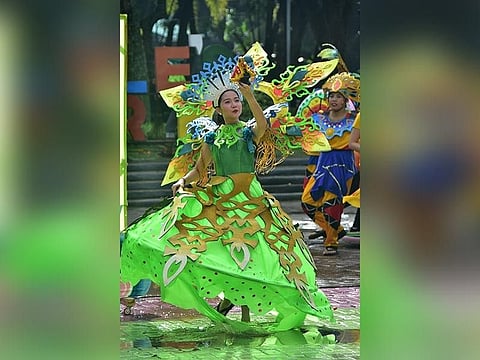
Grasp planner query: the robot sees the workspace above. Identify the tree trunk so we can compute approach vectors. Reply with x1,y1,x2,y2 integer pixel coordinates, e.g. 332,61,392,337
263,0,276,58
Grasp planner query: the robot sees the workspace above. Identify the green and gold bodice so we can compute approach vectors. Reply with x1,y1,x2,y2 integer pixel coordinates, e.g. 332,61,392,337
207,122,255,176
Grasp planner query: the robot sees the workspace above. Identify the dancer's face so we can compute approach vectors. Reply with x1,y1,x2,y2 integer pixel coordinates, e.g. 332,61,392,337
328,92,346,111
217,90,243,122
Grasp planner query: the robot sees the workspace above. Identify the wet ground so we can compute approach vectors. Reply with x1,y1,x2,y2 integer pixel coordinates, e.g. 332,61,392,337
121,201,360,359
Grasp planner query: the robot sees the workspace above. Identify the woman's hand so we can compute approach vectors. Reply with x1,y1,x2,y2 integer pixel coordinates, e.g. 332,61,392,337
171,177,185,195
237,82,253,97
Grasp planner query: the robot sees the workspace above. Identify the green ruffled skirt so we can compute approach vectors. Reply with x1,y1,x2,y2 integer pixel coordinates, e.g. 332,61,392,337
120,173,333,331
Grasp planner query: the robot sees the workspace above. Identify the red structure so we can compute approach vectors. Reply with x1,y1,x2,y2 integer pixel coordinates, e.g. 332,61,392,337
127,46,191,140
154,46,190,92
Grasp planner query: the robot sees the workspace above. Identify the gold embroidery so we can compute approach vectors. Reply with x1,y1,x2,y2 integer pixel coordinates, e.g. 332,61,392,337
161,172,317,308
158,192,194,238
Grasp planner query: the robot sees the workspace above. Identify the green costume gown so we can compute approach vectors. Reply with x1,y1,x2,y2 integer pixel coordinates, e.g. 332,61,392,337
120,122,334,331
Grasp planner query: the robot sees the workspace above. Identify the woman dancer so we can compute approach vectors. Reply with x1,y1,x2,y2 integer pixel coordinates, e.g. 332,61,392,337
301,72,360,255
121,53,334,331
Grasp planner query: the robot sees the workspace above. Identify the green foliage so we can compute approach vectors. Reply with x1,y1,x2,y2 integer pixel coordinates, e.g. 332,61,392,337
142,120,166,140
124,0,359,141
166,0,179,14
204,0,228,25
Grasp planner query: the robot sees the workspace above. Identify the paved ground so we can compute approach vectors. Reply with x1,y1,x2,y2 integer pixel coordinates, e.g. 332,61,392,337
121,200,360,359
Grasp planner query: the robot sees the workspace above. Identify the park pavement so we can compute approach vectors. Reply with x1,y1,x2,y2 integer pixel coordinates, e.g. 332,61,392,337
120,200,360,359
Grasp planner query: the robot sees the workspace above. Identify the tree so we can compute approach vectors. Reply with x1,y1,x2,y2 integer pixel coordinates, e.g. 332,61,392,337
122,0,360,140
121,0,167,139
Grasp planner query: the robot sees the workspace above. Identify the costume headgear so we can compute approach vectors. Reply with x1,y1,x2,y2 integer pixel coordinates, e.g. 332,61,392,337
316,43,349,73
160,42,274,116
192,55,243,108
322,72,360,103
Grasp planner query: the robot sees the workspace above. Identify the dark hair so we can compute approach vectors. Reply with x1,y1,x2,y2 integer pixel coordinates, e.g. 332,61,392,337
212,111,225,125
214,88,241,108
328,91,347,100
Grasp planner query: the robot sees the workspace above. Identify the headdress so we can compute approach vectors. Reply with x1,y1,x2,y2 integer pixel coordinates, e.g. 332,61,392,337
192,55,242,108
316,43,349,73
322,72,360,103
255,58,339,104
159,42,275,116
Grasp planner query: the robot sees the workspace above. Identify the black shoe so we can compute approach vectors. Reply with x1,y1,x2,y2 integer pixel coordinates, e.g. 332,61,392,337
308,230,326,239
309,229,346,240
215,300,234,316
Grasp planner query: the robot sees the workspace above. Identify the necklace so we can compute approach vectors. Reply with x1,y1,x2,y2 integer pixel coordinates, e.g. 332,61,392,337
214,122,244,147
320,114,354,139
